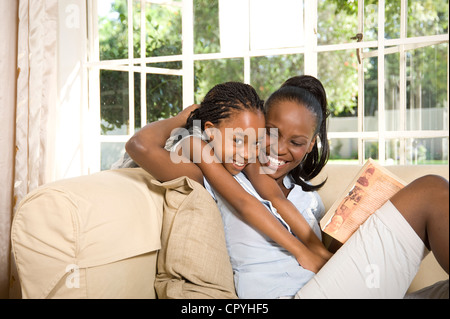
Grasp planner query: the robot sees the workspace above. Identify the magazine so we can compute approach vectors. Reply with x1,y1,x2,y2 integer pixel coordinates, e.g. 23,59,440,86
320,159,407,244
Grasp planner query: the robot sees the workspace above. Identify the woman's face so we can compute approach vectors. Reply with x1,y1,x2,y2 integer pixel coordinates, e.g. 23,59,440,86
262,100,317,181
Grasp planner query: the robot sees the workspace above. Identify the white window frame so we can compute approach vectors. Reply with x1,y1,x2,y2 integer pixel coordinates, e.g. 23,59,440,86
86,0,449,172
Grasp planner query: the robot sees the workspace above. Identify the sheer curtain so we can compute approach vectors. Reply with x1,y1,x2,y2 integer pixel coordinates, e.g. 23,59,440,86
0,0,18,300
0,0,58,299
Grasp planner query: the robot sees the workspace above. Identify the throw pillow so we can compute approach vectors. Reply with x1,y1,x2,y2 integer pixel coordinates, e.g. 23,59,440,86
153,176,237,299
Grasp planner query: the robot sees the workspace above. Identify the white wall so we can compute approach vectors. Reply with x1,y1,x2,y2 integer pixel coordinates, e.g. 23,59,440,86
56,0,89,179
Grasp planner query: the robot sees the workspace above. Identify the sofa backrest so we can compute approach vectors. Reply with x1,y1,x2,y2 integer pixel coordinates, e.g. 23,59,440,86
313,164,449,212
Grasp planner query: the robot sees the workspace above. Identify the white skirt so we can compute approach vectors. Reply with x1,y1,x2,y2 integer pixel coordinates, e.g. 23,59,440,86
296,200,429,299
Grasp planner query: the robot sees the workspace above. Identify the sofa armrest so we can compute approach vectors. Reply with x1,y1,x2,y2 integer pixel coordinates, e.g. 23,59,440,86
11,168,164,299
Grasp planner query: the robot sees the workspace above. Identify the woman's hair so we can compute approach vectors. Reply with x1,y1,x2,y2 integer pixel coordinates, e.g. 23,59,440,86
185,82,264,131
265,75,330,191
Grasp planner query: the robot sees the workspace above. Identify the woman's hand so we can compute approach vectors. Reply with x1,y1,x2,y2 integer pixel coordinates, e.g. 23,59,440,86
176,104,199,123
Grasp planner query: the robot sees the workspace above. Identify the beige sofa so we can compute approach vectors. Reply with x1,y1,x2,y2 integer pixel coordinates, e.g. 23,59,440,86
11,164,449,299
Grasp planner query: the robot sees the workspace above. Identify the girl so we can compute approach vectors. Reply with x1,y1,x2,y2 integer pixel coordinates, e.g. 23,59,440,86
126,81,330,285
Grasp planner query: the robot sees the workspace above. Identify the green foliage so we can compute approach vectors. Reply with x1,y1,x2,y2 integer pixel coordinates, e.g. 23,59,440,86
99,0,183,134
251,55,305,101
98,0,448,132
194,0,220,54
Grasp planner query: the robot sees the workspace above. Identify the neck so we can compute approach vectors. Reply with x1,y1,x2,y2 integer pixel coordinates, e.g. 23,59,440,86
275,174,290,198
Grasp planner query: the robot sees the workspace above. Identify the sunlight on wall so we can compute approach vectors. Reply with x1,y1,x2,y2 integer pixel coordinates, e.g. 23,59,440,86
219,0,304,53
56,0,88,179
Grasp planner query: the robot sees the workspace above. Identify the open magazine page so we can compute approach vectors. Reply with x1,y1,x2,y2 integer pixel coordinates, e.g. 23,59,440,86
320,159,406,243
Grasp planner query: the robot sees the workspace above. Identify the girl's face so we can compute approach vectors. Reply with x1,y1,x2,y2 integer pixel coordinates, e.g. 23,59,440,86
205,110,266,176
263,100,317,181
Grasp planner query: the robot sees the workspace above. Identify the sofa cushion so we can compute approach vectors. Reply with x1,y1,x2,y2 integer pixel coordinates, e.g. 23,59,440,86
12,168,164,298
153,176,237,299
312,163,449,294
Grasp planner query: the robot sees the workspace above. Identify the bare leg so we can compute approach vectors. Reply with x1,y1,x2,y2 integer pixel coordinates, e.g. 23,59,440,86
390,175,449,274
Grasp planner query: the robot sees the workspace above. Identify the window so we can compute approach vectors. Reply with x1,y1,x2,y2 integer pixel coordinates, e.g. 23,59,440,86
86,0,449,171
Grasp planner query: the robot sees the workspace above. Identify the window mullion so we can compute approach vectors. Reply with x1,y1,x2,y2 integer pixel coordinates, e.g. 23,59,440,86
128,0,135,136
398,0,408,164
377,0,386,164
87,0,101,173
182,0,194,108
357,0,365,164
304,0,317,77
141,0,147,128
244,0,250,84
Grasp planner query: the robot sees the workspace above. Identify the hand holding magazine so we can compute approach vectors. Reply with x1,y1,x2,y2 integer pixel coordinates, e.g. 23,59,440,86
320,159,407,244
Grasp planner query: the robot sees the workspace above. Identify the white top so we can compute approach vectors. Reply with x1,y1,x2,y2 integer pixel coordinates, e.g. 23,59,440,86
204,173,325,299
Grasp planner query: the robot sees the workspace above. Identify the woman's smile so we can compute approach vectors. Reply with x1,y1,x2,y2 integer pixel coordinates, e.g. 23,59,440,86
266,155,288,170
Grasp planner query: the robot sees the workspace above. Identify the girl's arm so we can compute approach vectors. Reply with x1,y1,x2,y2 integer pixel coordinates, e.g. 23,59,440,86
127,109,326,272
244,163,333,261
189,138,327,273
125,105,204,185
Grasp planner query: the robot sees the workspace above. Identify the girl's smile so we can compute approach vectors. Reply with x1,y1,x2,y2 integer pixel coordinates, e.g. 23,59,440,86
206,110,266,175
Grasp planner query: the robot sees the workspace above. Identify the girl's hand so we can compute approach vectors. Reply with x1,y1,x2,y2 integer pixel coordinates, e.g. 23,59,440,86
296,249,328,274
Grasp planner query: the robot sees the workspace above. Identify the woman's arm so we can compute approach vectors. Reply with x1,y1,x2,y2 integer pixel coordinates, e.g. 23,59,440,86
125,105,204,185
190,139,327,273
244,163,333,261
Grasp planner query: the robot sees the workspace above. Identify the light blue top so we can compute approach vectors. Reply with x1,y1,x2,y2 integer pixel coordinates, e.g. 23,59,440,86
163,130,325,299
204,173,325,299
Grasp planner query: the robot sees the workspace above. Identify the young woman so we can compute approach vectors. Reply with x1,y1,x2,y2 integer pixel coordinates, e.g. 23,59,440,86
254,75,449,298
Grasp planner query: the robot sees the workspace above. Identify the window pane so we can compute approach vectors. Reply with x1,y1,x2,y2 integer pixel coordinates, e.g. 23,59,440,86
364,2,379,42
365,140,379,161
329,138,358,163
134,0,182,58
407,44,448,131
364,56,378,132
100,70,129,135
249,0,304,51
98,0,128,60
383,44,449,132
387,138,449,165
146,74,183,122
134,70,183,131
194,0,220,54
328,117,358,133
251,54,304,101
384,0,400,40
408,0,449,37
101,142,126,170
318,0,358,45
318,50,358,120
385,52,401,131
194,59,244,103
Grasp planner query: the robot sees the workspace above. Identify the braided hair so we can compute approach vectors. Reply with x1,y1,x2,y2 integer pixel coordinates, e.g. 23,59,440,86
266,75,330,192
185,82,264,132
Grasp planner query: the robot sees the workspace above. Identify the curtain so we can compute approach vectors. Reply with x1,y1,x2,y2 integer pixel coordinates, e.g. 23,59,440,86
0,0,18,300
0,0,58,299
